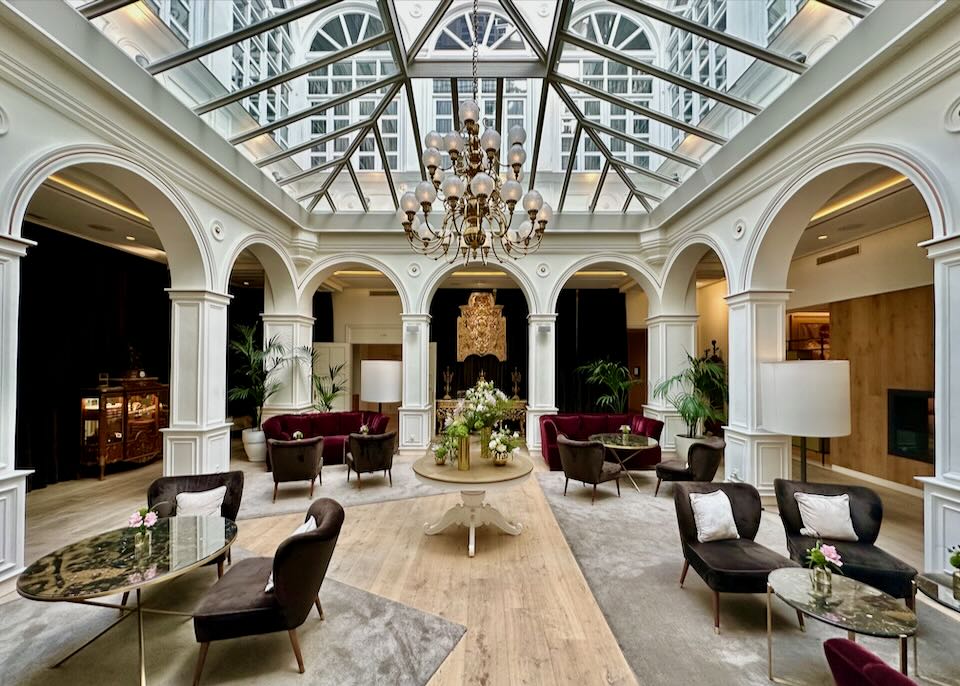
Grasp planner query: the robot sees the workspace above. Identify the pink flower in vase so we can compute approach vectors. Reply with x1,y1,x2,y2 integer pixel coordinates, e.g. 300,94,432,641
820,544,843,568
128,512,144,528
143,511,158,528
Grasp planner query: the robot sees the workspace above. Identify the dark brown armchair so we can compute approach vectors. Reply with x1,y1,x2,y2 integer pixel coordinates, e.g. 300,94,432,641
674,482,799,632
557,435,623,504
345,432,396,489
267,436,324,502
191,498,345,685
655,436,724,496
147,471,244,577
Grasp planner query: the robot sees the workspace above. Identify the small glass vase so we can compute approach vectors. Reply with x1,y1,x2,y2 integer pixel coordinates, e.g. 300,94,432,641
810,566,832,597
953,569,960,601
134,529,152,556
457,435,471,471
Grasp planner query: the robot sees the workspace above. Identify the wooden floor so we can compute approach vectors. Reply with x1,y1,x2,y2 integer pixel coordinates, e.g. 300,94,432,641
0,445,928,684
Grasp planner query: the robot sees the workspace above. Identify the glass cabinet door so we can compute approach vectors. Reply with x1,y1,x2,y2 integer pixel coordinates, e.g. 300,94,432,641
104,393,124,443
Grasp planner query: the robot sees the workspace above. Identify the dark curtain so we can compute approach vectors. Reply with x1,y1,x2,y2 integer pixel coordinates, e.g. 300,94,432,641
429,288,528,398
225,285,264,422
312,291,333,342
16,223,171,489
555,289,628,413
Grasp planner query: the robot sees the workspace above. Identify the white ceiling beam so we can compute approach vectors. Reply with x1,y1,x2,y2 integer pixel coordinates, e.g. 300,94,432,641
77,0,137,20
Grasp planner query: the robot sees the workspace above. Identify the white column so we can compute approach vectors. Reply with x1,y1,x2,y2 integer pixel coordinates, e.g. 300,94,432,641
261,313,315,420
920,235,960,572
163,290,232,476
723,290,792,495
526,313,557,451
0,236,33,582
643,314,698,456
399,313,432,451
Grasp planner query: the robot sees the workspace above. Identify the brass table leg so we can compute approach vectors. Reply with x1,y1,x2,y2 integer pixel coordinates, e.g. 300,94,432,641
51,609,134,667
137,588,146,686
767,584,774,681
900,636,908,676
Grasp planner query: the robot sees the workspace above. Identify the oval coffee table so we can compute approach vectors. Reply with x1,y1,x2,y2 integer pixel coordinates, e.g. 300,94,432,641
589,432,660,493
18,515,238,685
413,453,533,557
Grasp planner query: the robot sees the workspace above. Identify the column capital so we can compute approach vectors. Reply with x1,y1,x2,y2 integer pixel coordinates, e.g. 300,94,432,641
922,233,960,259
260,313,316,325
400,312,432,323
725,289,792,306
645,313,699,326
0,234,35,258
165,289,232,305
527,313,557,324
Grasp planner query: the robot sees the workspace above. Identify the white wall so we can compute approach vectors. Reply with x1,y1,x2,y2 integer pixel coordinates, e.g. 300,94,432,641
696,279,729,356
625,288,649,329
787,219,933,310
330,289,403,344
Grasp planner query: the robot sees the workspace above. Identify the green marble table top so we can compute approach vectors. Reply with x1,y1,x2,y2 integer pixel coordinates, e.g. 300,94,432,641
17,516,237,601
588,433,659,450
916,572,960,613
768,568,917,638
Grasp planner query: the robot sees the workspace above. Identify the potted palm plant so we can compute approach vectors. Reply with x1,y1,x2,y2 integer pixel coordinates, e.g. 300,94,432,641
576,359,640,413
228,323,307,462
652,351,727,460
311,360,346,412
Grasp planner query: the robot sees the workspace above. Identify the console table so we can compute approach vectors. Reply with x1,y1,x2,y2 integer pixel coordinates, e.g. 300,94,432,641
436,398,527,436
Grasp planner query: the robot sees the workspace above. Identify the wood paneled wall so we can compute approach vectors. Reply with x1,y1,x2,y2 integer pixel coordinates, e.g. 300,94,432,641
829,286,935,487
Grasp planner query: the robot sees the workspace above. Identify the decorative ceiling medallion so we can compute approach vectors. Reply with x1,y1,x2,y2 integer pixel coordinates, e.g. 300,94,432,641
536,263,550,277
407,263,421,277
210,220,225,241
457,292,507,362
733,219,746,240
945,96,960,133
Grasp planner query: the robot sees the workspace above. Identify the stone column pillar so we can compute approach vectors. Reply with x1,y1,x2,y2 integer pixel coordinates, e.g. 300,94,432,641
261,313,316,420
526,314,558,452
723,290,792,495
920,235,960,571
399,313,432,451
163,289,232,475
643,314,698,456
0,236,33,582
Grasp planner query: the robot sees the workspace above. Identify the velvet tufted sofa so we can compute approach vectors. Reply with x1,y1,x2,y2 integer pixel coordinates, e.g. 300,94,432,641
262,411,388,466
539,413,663,470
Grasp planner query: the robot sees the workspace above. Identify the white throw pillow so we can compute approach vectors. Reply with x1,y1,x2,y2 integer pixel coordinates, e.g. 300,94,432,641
175,485,227,517
689,490,740,543
265,516,317,592
794,492,858,541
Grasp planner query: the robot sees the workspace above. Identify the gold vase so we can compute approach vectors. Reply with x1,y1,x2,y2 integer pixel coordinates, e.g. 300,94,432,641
457,436,470,471
480,427,492,460
953,569,960,601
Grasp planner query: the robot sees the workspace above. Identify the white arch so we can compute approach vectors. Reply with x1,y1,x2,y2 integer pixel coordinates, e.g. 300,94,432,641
298,253,411,313
743,144,951,291
545,252,660,314
659,233,734,314
2,143,213,290
569,0,662,55
418,257,540,314
222,233,300,312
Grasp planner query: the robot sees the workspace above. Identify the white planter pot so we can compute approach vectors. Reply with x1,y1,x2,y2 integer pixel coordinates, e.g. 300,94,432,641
673,435,705,463
242,428,267,462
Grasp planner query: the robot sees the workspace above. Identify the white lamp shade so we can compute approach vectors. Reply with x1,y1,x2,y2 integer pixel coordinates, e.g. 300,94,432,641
360,360,402,404
760,360,851,437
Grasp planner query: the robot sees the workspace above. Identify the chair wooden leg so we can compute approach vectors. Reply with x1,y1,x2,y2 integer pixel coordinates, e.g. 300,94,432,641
356,471,362,491
564,478,569,496
616,478,621,497
315,596,324,620
193,642,209,686
388,469,392,487
655,478,662,496
309,478,315,498
592,484,597,505
346,465,350,482
796,609,806,631
288,629,305,674
217,560,224,579
713,591,721,634
272,483,278,503
227,547,232,565
679,560,690,588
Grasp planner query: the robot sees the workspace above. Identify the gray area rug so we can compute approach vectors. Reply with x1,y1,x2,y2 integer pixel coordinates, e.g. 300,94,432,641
0,564,464,686
237,461,439,520
537,471,960,685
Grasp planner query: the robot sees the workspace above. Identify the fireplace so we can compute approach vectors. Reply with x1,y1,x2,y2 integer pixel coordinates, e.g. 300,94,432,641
887,389,934,463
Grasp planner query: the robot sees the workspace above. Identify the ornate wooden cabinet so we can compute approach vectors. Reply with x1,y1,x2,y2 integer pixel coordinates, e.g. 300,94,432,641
81,378,169,479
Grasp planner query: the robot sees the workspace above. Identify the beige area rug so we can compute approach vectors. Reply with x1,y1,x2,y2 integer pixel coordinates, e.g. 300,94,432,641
0,563,464,686
537,470,960,685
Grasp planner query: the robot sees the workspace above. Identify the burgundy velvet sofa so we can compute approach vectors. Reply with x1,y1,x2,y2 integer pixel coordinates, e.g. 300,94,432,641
539,413,664,471
262,411,388,466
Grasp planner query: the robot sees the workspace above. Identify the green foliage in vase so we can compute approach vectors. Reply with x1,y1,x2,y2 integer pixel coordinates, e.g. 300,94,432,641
949,545,960,570
652,351,727,438
576,359,640,414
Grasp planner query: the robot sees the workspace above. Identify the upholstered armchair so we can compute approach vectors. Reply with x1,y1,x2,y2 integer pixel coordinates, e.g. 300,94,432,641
556,435,623,504
345,431,397,489
191,498,345,685
824,638,917,686
674,482,799,632
774,479,917,605
268,435,323,502
654,437,724,496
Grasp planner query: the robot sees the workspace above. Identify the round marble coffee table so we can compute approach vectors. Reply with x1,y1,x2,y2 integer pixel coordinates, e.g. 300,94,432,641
412,453,533,557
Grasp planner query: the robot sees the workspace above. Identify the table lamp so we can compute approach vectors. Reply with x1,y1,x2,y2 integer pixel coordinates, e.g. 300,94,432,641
760,360,851,482
360,360,402,414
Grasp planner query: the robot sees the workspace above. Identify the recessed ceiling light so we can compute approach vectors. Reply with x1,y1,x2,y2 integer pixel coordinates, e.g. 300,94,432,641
125,235,136,241
817,234,828,240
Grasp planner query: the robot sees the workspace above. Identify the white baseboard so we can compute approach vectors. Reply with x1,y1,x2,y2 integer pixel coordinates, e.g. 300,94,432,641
828,464,924,498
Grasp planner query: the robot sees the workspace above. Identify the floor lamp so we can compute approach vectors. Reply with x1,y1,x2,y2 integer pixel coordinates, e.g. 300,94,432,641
760,360,851,482
360,360,402,414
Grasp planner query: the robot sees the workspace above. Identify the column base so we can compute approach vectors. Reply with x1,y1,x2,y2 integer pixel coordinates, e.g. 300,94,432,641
643,405,684,458
525,406,557,453
722,425,791,496
162,423,232,476
919,475,960,572
399,406,432,450
0,469,31,582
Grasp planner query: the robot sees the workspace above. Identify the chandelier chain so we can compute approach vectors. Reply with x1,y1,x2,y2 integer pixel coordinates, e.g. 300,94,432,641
471,0,478,101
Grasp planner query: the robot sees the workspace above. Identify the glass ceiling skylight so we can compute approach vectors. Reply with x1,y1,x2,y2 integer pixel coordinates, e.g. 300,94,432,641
75,0,875,216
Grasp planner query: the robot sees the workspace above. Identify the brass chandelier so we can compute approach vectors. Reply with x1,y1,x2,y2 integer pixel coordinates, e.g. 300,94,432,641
399,0,551,264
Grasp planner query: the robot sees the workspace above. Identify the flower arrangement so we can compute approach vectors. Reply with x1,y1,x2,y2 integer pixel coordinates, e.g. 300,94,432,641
292,430,304,440
128,507,159,534
488,427,523,465
619,424,631,435
432,431,460,465
806,540,843,596
359,424,370,435
454,379,510,432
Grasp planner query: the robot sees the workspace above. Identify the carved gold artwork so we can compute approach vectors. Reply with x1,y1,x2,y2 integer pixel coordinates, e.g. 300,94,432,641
457,292,507,362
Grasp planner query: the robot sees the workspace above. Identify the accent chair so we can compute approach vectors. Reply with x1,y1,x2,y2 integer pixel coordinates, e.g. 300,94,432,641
673,482,800,633
191,498,345,685
824,638,917,685
654,436,724,496
556,434,623,504
345,431,397,489
773,479,917,606
267,435,323,502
